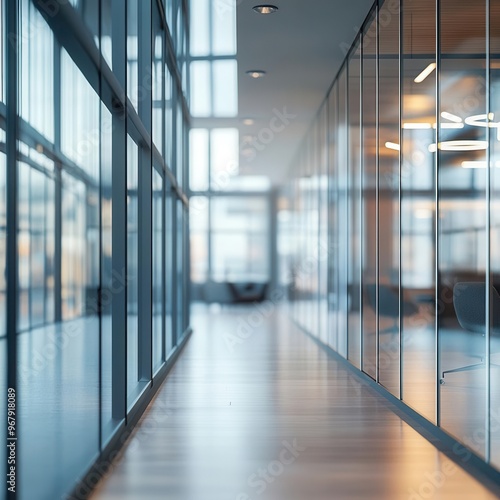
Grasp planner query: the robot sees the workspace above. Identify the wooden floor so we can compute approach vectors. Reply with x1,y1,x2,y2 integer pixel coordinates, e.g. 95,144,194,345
90,306,500,500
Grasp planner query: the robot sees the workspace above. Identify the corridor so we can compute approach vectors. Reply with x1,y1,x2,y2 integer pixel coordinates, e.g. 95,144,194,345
90,306,499,500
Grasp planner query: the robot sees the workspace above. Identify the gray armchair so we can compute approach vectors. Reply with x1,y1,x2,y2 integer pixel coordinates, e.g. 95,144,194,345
441,282,500,383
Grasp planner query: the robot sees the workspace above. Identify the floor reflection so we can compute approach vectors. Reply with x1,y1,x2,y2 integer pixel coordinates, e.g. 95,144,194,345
18,317,100,500
90,305,498,500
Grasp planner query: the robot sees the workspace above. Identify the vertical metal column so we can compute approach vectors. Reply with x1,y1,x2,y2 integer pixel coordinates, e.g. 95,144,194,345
375,0,380,384
111,0,127,420
486,0,492,463
171,93,178,348
435,0,442,428
360,34,364,373
138,0,153,382
53,40,62,323
398,0,404,400
6,0,19,497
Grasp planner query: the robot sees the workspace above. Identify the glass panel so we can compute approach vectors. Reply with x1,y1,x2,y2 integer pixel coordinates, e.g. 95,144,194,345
337,68,349,359
176,199,184,339
438,0,487,458
18,163,31,332
190,61,211,117
401,0,437,423
165,180,174,356
61,49,100,181
17,146,56,331
210,128,239,190
210,197,269,283
176,104,184,187
490,0,500,469
165,69,174,168
307,137,319,337
211,0,237,56
100,104,119,443
378,0,400,395
101,0,112,69
19,0,54,141
127,0,139,111
153,169,164,372
190,0,210,57
327,83,339,351
190,196,209,285
30,169,46,328
164,0,174,29
361,10,377,379
347,39,361,369
61,174,87,320
213,60,238,117
80,0,100,44
316,105,333,343
127,136,140,406
153,11,164,153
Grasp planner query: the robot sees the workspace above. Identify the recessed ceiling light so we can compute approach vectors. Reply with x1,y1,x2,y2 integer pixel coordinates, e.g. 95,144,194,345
242,118,255,126
246,70,267,79
253,5,279,14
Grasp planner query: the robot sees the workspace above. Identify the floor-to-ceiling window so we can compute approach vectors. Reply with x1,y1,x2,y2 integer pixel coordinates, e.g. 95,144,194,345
1,1,191,498
188,0,274,305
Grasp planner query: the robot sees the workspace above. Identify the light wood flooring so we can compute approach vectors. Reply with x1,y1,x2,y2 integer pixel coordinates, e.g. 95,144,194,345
89,305,500,500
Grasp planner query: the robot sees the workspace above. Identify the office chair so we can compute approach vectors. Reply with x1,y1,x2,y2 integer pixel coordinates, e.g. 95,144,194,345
441,282,500,384
366,283,419,334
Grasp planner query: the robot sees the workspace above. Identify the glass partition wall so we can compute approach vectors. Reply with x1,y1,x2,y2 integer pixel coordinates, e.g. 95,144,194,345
287,0,500,473
1,1,191,499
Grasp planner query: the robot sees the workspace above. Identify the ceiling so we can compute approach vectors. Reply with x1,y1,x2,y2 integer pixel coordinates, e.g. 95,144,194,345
234,0,374,185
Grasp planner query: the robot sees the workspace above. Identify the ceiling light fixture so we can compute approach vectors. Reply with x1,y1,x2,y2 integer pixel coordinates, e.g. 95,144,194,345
385,142,400,151
439,123,465,129
403,123,432,129
246,70,267,79
242,118,255,126
414,63,436,83
462,161,500,169
428,140,489,153
464,113,499,128
441,111,463,123
253,4,279,14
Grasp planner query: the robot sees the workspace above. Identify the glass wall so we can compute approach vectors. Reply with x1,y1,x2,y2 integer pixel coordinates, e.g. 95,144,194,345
1,1,191,499
286,0,500,474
